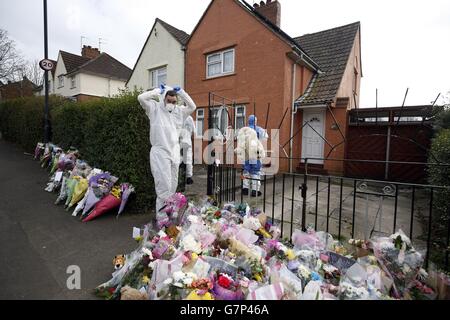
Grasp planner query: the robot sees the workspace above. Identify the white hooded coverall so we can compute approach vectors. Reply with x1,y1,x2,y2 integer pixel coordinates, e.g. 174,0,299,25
180,116,195,179
138,86,197,212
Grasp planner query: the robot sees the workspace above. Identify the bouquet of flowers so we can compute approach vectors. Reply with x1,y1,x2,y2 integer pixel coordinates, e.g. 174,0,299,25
212,272,244,300
157,271,198,300
157,193,188,229
371,230,424,298
186,278,215,300
82,185,122,222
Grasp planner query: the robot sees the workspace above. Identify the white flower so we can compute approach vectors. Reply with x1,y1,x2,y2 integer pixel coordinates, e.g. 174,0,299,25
173,282,184,288
188,215,200,224
298,250,315,259
322,264,338,274
181,234,202,254
389,231,412,247
172,271,185,282
186,272,198,280
158,230,168,238
298,265,311,279
242,217,262,231
142,247,154,259
418,268,428,281
183,277,194,286
163,278,173,285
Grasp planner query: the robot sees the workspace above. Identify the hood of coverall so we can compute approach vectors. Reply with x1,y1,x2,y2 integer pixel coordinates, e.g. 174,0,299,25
248,115,257,130
160,86,176,111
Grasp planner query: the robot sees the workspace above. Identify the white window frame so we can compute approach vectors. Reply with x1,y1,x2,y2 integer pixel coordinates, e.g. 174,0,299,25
58,75,64,88
211,106,229,133
195,109,205,138
149,66,167,89
206,48,235,79
70,76,76,89
234,105,246,131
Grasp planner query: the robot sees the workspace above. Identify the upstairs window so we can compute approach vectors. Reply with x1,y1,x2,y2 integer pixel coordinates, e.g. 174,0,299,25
150,66,167,89
207,49,235,78
70,76,76,89
58,75,64,88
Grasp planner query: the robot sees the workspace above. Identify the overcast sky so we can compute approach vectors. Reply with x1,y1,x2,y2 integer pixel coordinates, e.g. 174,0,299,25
1,0,449,107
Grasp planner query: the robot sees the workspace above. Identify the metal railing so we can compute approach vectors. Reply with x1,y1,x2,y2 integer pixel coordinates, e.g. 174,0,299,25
209,159,450,271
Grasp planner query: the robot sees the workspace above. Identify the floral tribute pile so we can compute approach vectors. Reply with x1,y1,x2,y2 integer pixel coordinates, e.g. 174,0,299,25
34,142,135,221
95,195,449,300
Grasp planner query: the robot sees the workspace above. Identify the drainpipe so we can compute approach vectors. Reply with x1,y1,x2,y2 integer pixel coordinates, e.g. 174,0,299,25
289,62,297,173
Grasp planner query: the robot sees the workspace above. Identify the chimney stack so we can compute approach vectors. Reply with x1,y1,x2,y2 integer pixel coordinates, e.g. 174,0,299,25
81,45,101,59
254,0,281,28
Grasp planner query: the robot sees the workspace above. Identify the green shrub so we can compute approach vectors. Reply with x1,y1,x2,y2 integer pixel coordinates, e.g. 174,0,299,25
427,129,450,270
0,95,65,152
0,92,155,214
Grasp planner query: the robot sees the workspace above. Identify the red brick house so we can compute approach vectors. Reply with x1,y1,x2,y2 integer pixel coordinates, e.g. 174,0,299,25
185,0,362,175
0,76,39,102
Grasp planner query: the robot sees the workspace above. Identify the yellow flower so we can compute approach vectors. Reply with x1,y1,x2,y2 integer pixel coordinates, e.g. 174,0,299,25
191,253,199,261
286,249,296,261
111,186,121,199
142,276,150,284
186,290,214,300
254,274,263,282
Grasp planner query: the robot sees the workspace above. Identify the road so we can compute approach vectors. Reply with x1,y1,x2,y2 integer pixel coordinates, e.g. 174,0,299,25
0,140,151,299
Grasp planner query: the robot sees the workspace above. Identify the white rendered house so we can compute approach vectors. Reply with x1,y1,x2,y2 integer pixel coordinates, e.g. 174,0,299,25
126,18,189,91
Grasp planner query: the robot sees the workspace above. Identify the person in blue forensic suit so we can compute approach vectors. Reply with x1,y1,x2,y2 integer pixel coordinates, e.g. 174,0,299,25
242,115,268,197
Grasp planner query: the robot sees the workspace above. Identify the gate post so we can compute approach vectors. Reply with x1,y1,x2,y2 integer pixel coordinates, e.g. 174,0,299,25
207,92,214,195
301,158,309,231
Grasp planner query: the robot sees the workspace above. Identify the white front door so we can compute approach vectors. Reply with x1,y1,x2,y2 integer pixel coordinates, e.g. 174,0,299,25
301,109,326,164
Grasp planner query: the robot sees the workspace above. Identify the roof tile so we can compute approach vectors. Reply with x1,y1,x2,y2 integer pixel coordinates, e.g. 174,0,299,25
294,22,360,106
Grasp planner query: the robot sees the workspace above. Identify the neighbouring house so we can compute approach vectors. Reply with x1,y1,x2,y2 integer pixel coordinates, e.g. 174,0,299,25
34,59,57,96
44,46,132,102
0,76,39,102
185,0,362,175
126,18,190,91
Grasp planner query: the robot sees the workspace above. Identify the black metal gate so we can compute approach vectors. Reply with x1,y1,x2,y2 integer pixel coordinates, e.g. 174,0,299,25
209,159,450,271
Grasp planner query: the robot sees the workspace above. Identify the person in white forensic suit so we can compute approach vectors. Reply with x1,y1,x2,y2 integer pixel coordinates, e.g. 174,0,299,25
180,116,196,185
138,84,197,212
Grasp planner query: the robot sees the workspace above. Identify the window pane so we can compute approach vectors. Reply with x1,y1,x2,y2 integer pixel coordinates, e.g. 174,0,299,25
197,109,204,117
196,119,203,137
208,63,221,77
157,73,166,87
236,116,245,130
159,67,167,76
207,53,221,63
223,51,234,73
150,71,157,87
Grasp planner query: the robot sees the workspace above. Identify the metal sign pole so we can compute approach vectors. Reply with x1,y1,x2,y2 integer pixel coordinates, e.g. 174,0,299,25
43,0,50,143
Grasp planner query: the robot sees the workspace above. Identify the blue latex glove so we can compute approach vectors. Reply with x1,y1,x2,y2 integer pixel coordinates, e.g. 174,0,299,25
173,86,181,93
159,84,166,94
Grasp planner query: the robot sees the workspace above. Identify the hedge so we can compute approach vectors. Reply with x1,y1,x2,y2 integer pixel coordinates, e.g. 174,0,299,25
0,96,65,152
427,106,450,269
0,92,156,214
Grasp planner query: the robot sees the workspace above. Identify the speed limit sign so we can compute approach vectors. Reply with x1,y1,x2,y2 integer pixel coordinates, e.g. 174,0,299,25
39,59,54,71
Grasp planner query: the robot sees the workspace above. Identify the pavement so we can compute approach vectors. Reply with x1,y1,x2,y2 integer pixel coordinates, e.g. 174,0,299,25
0,139,152,300
0,138,430,299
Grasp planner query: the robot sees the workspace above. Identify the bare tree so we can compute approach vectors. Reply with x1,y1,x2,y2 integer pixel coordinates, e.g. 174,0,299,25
0,29,26,82
21,59,44,86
